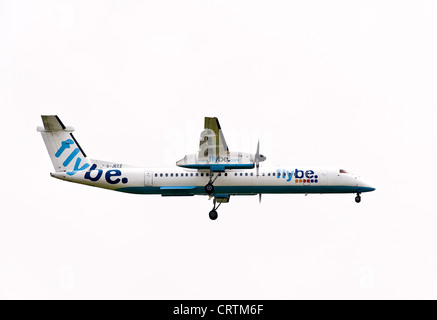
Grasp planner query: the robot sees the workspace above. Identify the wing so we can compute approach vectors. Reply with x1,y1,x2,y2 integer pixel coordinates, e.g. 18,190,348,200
198,117,229,161
176,117,255,171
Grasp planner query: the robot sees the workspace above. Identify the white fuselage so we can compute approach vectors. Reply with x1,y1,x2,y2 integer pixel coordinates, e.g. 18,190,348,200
51,166,375,196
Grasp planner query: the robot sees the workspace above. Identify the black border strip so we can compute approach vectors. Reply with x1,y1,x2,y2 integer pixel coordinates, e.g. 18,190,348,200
55,115,66,129
70,133,87,158
215,117,222,129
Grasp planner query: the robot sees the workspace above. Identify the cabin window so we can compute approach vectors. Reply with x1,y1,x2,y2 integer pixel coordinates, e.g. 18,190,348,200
225,173,228,177
245,173,248,176
240,173,243,176
250,173,253,176
155,173,157,177
268,173,271,176
201,173,204,177
190,173,193,177
196,173,199,177
160,173,163,177
165,173,168,177
272,173,276,177
206,173,209,177
262,173,265,176
175,173,178,177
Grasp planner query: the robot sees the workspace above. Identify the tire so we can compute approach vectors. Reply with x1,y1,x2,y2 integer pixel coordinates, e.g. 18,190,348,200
209,210,218,220
355,195,361,203
205,183,214,194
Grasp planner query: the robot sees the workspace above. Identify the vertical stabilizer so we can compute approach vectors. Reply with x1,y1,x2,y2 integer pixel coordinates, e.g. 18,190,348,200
37,115,91,175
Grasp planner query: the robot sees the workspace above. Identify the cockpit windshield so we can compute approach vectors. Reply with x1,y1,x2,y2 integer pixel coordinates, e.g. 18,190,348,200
340,169,349,174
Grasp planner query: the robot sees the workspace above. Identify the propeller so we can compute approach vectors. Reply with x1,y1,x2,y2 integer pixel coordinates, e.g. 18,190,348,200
255,140,263,203
255,139,260,177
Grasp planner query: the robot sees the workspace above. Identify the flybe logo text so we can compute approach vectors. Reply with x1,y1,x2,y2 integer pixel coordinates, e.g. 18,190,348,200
84,164,129,185
56,139,90,175
277,169,319,183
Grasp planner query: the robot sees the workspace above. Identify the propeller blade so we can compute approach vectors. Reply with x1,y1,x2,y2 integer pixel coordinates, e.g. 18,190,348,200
255,139,260,176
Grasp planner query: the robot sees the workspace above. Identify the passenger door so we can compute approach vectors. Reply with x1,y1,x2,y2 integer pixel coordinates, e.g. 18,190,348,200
144,171,153,186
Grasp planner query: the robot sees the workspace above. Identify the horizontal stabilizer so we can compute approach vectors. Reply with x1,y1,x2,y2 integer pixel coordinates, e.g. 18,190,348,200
38,115,74,132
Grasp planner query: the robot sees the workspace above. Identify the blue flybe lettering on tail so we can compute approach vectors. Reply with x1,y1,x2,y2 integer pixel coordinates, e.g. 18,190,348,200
68,158,90,175
55,139,74,157
63,148,80,167
56,139,90,176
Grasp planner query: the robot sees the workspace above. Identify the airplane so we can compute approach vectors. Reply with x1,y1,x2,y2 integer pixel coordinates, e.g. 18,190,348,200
37,115,375,220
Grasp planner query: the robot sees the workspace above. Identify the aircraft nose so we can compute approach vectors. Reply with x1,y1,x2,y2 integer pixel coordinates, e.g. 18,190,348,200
358,178,375,192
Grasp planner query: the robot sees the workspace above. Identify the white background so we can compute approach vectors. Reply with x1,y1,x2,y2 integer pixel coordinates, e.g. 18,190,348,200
1,0,436,299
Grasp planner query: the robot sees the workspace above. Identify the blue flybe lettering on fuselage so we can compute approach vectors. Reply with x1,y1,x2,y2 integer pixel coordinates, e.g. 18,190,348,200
209,156,228,163
276,169,319,183
55,139,90,175
198,156,239,164
208,156,240,163
84,164,129,185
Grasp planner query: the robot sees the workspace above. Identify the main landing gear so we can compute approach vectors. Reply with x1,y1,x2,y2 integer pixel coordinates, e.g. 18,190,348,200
205,172,220,195
204,172,222,220
355,193,361,203
205,183,214,194
209,198,222,220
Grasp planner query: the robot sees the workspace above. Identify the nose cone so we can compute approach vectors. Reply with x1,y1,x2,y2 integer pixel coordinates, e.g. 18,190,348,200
357,178,376,192
176,155,189,167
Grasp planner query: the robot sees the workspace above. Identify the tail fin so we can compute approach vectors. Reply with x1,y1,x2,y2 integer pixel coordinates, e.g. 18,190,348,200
37,115,92,175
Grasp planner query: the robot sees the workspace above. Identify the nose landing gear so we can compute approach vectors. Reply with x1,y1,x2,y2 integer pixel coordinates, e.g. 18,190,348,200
355,193,361,203
209,198,222,220
209,209,218,220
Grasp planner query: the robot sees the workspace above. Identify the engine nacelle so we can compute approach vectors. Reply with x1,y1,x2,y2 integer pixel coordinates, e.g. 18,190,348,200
176,151,265,171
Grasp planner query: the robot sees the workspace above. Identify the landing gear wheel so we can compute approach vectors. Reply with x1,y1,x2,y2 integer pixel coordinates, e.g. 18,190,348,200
205,183,214,194
355,194,361,203
209,210,218,220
